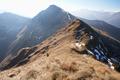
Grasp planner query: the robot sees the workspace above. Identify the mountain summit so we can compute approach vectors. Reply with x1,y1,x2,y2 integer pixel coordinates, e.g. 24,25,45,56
7,5,75,54
47,5,62,11
0,5,76,68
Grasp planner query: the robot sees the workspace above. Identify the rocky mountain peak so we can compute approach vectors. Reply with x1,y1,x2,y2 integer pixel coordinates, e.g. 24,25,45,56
47,5,62,11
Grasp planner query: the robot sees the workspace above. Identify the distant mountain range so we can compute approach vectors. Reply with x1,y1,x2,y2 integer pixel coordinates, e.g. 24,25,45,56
81,18,120,41
107,12,120,28
73,10,120,28
0,12,30,60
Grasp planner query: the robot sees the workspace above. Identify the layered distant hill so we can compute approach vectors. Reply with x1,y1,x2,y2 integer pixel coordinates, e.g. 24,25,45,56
81,18,120,41
0,12,30,60
73,10,120,28
107,12,120,28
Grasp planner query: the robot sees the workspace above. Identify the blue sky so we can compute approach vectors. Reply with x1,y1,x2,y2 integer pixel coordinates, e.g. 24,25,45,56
0,0,120,17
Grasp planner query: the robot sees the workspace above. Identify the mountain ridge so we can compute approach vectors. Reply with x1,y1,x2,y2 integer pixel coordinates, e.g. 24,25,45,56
0,19,120,80
0,5,76,67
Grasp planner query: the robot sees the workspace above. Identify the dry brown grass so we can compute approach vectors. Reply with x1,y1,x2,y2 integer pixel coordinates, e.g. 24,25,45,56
0,20,120,80
60,62,78,72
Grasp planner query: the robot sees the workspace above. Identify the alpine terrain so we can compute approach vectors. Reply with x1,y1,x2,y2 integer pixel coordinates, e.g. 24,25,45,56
0,5,120,80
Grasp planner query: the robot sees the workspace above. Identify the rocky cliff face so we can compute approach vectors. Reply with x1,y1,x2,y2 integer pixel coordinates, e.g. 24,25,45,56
0,20,120,80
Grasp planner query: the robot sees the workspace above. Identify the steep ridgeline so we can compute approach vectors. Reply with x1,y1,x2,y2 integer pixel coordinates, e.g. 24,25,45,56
0,20,120,80
0,12,30,61
1,5,75,65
